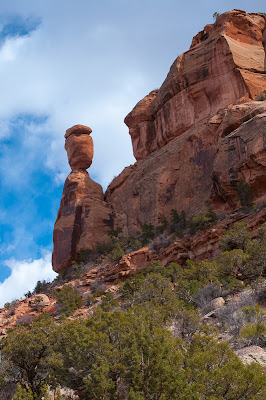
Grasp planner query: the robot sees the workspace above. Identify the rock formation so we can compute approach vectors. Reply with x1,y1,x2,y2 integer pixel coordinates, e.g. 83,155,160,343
52,125,112,272
52,10,266,272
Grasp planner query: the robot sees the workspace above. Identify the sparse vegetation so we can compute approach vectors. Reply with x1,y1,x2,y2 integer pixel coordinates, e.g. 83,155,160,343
256,89,266,101
237,179,253,208
213,11,221,20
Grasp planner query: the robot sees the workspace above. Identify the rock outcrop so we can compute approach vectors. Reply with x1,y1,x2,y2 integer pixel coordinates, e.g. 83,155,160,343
125,10,266,161
52,10,266,272
52,125,112,273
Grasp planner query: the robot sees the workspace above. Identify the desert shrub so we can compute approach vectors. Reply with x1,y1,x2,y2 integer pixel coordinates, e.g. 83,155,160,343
118,236,142,253
5,300,20,316
100,293,118,312
244,226,266,277
150,233,172,253
96,243,113,254
33,280,49,295
193,283,222,311
108,243,125,261
77,248,93,263
255,89,266,101
107,227,122,238
220,222,251,251
190,203,217,234
90,280,107,295
156,217,168,234
141,223,155,244
53,285,83,317
237,179,253,208
213,11,221,20
215,291,256,335
244,240,266,278
85,295,98,307
170,209,186,235
240,322,266,346
216,249,248,278
16,314,35,327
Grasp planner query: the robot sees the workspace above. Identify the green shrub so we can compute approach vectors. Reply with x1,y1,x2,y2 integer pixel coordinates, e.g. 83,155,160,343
53,285,83,316
156,217,168,234
170,209,186,234
213,11,221,20
216,249,248,278
13,385,34,400
237,179,253,207
85,295,98,307
33,279,49,294
240,322,266,345
107,227,122,238
100,293,118,312
77,248,93,262
190,203,217,234
108,243,125,261
220,222,251,251
141,223,155,244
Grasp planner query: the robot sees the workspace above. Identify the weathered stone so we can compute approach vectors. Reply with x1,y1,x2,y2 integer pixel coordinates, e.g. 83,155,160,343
52,171,112,272
236,346,266,366
211,297,225,309
29,294,50,308
125,10,266,161
212,105,266,209
65,125,93,171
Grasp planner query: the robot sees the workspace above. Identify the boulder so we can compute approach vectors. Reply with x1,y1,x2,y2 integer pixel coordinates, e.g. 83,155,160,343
236,346,266,366
65,124,93,171
211,297,225,309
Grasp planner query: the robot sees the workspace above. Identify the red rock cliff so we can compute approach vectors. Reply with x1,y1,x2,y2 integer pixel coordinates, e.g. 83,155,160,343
52,10,266,272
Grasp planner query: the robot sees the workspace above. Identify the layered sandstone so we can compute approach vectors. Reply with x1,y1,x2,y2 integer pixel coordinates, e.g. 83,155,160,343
125,10,266,161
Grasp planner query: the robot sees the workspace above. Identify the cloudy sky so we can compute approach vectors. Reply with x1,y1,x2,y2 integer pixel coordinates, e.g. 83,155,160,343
0,0,264,305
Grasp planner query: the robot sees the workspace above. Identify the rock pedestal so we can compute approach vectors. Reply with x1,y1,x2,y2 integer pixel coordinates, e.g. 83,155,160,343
52,125,112,273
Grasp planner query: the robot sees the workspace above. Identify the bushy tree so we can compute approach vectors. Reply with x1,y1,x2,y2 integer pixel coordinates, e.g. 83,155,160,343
53,285,83,317
237,180,253,207
0,314,57,399
190,203,217,234
220,222,251,251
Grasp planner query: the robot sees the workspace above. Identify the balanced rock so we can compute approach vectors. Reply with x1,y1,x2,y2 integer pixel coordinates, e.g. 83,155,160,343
52,126,112,273
65,124,93,171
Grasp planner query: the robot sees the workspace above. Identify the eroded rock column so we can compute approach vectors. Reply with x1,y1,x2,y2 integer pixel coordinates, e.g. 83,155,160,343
52,125,113,273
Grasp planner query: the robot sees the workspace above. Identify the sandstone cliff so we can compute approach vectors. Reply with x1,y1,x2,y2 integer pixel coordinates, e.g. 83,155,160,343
52,10,266,272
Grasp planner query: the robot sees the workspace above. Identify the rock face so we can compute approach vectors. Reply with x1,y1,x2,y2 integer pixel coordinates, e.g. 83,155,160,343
53,10,266,272
52,126,112,273
125,10,266,161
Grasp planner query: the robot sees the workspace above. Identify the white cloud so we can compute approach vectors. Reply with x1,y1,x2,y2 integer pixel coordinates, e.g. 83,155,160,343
0,252,57,307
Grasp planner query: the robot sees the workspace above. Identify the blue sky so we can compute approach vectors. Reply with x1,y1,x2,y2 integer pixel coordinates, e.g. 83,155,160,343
0,0,265,305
